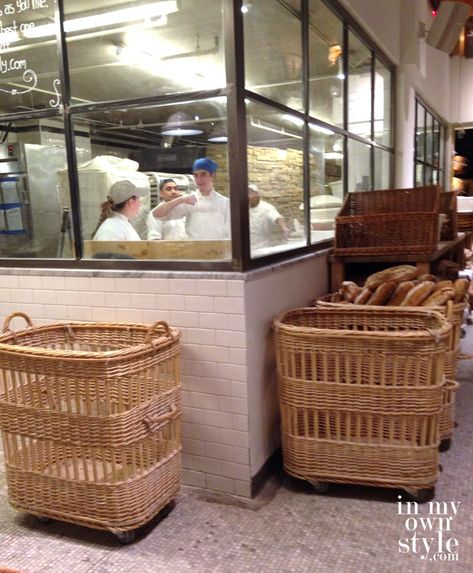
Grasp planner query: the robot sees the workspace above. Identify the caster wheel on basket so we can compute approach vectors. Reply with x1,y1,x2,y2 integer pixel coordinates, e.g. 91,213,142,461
404,487,435,503
113,529,138,544
308,480,330,494
439,438,452,452
34,515,52,523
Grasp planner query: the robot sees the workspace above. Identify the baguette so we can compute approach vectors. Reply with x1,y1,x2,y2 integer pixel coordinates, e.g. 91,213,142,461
354,287,373,305
453,278,469,303
364,265,419,290
367,281,397,305
422,287,455,307
387,281,415,306
400,281,436,306
340,281,362,303
330,291,343,303
417,273,437,283
434,280,453,291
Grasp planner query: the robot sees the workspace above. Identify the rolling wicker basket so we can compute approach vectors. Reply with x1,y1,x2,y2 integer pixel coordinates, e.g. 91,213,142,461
334,186,441,256
439,379,459,445
273,306,451,498
0,312,181,542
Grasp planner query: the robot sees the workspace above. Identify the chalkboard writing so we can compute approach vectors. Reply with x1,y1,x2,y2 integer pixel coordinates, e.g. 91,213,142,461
0,0,60,106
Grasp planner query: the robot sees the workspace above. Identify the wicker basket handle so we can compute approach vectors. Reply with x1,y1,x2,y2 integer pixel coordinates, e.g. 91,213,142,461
2,311,33,333
143,404,178,433
145,320,174,343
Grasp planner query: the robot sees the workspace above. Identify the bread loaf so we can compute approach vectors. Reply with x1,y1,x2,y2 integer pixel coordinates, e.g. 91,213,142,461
387,281,415,306
367,281,397,305
400,281,436,306
434,280,453,291
453,278,469,303
417,274,437,283
330,291,343,303
354,287,373,305
422,287,455,307
364,265,419,290
340,281,362,303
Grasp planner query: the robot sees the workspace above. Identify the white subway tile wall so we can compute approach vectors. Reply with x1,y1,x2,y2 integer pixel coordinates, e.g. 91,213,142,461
0,273,250,496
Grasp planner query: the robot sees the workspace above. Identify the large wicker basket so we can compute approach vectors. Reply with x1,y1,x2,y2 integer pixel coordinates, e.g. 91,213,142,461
273,306,451,497
0,313,181,542
334,186,441,255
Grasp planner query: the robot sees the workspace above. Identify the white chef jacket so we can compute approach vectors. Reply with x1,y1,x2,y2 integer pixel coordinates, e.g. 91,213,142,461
147,206,188,240
250,200,284,250
93,212,141,241
156,189,230,240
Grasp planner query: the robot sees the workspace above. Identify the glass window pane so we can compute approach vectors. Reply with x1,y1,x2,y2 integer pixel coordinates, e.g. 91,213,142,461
0,116,72,258
244,0,303,111
415,101,425,162
348,139,371,192
308,0,344,127
68,97,231,261
415,163,424,187
64,0,225,104
246,102,304,258
309,126,343,244
374,58,391,146
425,112,433,164
0,2,62,114
347,31,372,138
374,148,391,190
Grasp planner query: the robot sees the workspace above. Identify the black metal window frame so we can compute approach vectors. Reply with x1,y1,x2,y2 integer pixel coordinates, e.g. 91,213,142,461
0,0,395,272
414,95,446,188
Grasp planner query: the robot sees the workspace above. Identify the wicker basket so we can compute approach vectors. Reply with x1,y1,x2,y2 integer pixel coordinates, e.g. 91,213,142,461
273,306,451,493
458,211,473,232
334,186,441,255
439,379,459,442
0,312,181,539
440,191,458,241
315,297,466,352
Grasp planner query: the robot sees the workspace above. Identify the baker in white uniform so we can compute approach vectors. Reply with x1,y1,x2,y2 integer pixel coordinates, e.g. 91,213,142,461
147,178,188,240
93,179,147,241
152,158,230,240
248,183,290,250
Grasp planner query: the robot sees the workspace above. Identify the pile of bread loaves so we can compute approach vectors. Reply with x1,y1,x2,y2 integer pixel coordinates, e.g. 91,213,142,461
330,265,469,306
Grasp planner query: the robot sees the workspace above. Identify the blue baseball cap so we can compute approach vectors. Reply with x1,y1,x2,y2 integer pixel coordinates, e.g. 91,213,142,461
193,157,218,174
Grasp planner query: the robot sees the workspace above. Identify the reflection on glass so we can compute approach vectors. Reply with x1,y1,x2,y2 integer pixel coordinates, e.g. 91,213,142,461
415,101,425,162
68,97,230,261
244,0,303,111
374,148,391,190
348,31,372,138
0,2,62,114
374,58,391,146
415,163,424,187
308,0,344,127
348,139,371,192
309,126,343,244
425,112,433,165
246,101,304,258
0,117,72,258
64,0,225,103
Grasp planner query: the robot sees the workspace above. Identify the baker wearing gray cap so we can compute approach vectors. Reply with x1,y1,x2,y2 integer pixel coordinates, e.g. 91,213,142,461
152,157,230,240
93,179,147,241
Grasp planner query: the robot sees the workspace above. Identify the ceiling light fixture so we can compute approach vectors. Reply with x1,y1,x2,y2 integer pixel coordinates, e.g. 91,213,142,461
24,1,179,39
208,123,228,143
161,112,203,136
250,118,302,139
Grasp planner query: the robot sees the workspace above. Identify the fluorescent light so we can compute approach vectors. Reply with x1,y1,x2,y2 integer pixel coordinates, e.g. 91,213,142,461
24,1,178,39
310,124,335,135
323,152,343,159
250,118,302,139
283,114,304,127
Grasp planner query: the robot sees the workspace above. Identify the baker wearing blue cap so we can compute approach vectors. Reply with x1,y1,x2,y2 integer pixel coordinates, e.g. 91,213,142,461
152,157,230,240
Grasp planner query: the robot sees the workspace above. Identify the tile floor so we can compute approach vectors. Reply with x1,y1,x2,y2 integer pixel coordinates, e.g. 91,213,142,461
1,328,472,573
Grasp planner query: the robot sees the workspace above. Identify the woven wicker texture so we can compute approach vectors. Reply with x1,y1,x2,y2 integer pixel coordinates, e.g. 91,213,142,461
439,379,459,441
458,212,473,232
273,306,451,490
334,186,441,255
0,313,181,533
